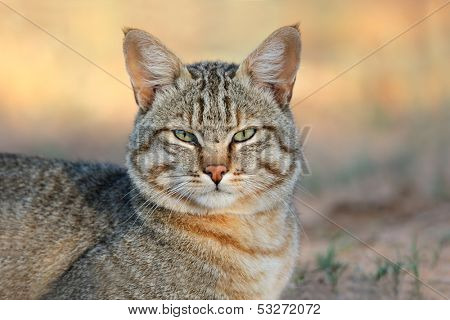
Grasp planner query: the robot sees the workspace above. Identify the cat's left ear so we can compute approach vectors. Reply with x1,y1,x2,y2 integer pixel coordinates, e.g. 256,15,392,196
123,28,190,111
237,25,301,106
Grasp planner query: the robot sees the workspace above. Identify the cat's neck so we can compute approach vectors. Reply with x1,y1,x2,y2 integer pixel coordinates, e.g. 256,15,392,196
124,188,298,299
157,204,298,299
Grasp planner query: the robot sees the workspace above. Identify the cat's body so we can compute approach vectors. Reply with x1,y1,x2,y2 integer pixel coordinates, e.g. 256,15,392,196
0,153,297,299
0,26,302,299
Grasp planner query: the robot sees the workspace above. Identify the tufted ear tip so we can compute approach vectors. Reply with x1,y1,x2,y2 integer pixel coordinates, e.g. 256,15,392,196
122,27,133,36
290,23,300,33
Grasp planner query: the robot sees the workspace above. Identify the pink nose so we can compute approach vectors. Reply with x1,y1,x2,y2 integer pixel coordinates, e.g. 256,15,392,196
204,165,228,185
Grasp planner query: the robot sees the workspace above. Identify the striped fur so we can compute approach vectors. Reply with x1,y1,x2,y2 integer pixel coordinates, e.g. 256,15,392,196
0,26,302,299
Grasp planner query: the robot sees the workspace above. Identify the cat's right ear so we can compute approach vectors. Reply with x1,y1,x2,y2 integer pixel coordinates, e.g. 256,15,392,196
123,28,189,111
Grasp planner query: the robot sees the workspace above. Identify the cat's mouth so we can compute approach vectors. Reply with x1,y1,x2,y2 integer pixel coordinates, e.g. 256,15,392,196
202,186,232,196
211,184,229,192
194,188,236,209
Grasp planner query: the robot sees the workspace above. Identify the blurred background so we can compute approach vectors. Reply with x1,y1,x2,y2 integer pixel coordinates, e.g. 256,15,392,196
1,0,449,299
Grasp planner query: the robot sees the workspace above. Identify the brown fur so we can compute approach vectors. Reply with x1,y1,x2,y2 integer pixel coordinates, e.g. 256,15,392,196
0,25,302,299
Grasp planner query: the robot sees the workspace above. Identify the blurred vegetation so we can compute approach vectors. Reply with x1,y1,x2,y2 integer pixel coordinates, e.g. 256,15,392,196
316,245,347,291
373,240,425,299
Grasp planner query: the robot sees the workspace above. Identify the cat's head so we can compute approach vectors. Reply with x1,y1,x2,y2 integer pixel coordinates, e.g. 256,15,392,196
124,25,302,215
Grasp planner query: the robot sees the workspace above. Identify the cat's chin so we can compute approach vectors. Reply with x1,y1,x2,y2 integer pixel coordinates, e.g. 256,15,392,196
194,191,237,209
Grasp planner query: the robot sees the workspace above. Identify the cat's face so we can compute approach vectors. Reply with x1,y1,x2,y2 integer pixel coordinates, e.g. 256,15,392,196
124,26,301,214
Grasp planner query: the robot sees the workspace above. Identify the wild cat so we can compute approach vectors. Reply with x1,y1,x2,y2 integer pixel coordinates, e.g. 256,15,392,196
0,25,302,299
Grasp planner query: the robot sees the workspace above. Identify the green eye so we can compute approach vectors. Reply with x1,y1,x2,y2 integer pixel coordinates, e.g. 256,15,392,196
174,130,198,144
233,128,256,143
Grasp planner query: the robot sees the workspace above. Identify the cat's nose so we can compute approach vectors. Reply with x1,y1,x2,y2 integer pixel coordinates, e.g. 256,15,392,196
204,165,228,185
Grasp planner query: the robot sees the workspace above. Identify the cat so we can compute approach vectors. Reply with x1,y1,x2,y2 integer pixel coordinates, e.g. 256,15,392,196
0,25,302,299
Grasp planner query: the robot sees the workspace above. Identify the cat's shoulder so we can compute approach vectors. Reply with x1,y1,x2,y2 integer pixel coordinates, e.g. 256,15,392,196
0,152,129,195
0,152,124,173
0,152,131,218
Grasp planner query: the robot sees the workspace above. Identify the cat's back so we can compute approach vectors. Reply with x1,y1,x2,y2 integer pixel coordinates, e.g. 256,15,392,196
0,153,128,210
0,153,130,299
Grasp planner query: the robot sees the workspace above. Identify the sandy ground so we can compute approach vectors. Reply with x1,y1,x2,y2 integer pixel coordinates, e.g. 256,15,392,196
281,188,450,300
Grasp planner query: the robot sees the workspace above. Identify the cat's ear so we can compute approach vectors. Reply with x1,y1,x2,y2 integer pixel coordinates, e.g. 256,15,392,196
237,25,301,106
123,28,189,111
